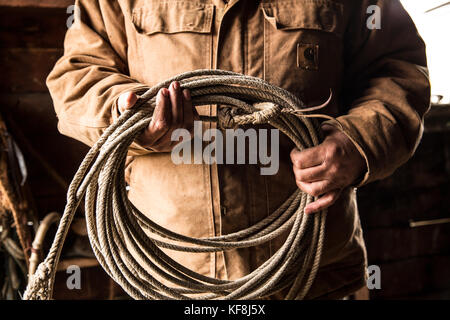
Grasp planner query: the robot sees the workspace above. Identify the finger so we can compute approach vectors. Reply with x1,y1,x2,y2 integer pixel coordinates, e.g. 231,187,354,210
294,163,327,183
169,81,183,127
144,89,171,146
296,179,334,198
290,147,325,169
182,89,194,133
118,92,138,114
304,189,341,214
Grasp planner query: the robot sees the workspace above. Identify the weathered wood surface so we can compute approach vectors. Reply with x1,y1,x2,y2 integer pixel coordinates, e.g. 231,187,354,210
0,0,73,8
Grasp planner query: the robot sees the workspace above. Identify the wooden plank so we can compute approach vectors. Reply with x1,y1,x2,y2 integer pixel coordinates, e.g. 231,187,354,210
0,93,88,175
0,7,68,48
358,185,450,229
369,256,450,299
0,91,88,220
56,257,99,272
425,104,450,132
394,289,450,300
365,224,450,262
0,93,88,216
53,266,120,300
0,0,73,8
0,48,63,93
359,131,448,194
0,93,57,132
358,130,450,229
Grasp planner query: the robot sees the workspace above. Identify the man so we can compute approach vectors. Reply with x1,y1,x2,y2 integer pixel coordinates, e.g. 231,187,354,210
47,0,430,299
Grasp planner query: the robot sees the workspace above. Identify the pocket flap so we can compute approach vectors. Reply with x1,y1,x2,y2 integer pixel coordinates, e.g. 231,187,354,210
132,2,214,35
262,0,344,35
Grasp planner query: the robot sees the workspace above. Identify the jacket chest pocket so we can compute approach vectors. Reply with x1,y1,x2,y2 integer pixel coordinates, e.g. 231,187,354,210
129,1,214,86
261,0,345,105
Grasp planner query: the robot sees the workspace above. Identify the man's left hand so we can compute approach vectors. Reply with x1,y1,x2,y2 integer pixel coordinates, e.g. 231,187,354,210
290,124,366,214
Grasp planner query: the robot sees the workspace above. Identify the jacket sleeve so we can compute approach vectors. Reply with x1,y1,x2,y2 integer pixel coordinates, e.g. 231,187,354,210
47,0,151,155
323,0,431,186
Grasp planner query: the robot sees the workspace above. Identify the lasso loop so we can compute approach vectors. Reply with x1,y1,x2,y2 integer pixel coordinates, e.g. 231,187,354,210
24,69,329,300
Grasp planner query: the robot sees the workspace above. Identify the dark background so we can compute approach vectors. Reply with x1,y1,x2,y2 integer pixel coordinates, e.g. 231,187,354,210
0,0,449,299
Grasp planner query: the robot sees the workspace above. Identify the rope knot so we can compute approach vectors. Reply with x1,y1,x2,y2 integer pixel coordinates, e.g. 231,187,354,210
218,107,237,129
218,102,282,129
23,262,52,300
250,102,282,124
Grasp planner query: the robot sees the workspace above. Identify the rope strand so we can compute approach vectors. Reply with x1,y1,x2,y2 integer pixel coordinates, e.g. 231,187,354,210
24,69,328,300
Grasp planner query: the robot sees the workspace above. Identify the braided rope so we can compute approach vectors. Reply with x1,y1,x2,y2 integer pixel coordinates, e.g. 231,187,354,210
24,69,327,300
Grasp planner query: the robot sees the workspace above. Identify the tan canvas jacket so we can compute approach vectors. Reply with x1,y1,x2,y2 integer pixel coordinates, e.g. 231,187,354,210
47,0,431,299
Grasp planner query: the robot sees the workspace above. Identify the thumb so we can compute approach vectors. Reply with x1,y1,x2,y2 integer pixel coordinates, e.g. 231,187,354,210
118,92,138,114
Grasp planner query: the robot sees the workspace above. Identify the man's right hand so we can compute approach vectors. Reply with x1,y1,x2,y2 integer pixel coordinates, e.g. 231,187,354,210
118,81,198,152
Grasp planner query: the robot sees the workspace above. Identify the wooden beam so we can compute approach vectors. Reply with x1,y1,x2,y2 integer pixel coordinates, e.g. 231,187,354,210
56,257,99,272
0,0,73,8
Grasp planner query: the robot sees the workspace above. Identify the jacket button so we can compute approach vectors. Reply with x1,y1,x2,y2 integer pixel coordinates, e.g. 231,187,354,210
304,47,315,61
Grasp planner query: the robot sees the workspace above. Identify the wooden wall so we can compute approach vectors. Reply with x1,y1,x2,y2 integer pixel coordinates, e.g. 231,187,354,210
0,2,113,300
0,1,449,300
0,2,88,218
358,107,450,299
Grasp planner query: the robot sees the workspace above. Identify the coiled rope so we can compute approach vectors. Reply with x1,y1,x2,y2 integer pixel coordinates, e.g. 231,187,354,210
24,69,328,300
